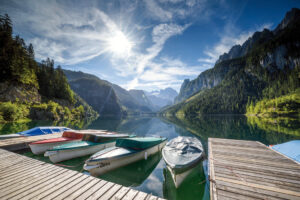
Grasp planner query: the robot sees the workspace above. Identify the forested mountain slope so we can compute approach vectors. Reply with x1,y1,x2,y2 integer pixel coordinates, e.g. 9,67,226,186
0,14,97,123
163,8,300,117
63,70,153,116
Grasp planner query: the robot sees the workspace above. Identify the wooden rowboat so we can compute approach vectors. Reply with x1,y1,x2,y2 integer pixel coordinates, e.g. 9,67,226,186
44,133,130,163
84,137,167,176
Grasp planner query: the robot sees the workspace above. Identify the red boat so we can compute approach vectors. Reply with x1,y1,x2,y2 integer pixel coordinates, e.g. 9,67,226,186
29,130,83,155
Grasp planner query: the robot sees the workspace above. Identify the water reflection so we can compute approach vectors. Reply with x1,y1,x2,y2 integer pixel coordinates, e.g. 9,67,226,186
4,115,300,199
163,163,208,200
98,152,162,187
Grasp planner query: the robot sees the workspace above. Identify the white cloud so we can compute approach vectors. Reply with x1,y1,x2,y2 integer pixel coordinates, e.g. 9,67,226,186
1,0,210,91
198,23,273,65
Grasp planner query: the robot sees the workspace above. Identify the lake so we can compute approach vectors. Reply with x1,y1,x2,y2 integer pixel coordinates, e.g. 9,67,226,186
1,115,300,199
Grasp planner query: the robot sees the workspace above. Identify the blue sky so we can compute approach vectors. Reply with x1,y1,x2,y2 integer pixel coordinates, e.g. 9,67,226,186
1,0,299,91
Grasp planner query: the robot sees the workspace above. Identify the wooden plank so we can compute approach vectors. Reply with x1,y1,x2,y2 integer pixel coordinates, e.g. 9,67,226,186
64,178,101,200
122,189,139,200
110,186,130,200
217,190,257,200
53,175,94,199
0,160,49,180
213,154,299,170
214,166,300,188
25,170,78,199
32,173,83,199
0,167,62,199
212,150,286,164
212,143,268,151
209,138,217,200
215,170,300,192
42,174,89,200
146,196,158,200
216,176,300,197
215,179,296,199
212,147,284,158
4,167,68,200
134,191,148,200
75,180,108,200
0,159,43,176
0,163,58,190
85,182,115,200
213,155,300,172
99,184,122,200
14,168,73,200
214,161,300,178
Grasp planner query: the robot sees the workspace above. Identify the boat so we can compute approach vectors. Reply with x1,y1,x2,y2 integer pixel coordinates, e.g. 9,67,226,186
0,126,70,139
84,137,167,176
29,130,84,155
18,126,70,136
99,152,162,187
163,163,207,200
270,140,300,163
162,136,204,188
44,133,131,163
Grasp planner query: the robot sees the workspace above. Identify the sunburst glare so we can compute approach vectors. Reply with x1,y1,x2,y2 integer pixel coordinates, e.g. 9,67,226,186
106,31,133,58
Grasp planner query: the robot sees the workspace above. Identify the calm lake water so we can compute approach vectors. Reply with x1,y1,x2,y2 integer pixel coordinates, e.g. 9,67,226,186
1,115,300,199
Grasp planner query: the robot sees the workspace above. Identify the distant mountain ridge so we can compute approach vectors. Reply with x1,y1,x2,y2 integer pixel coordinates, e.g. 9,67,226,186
63,70,154,116
146,87,178,109
164,8,300,117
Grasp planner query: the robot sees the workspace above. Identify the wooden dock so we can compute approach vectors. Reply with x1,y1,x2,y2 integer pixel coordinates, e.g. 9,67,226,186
0,148,162,200
208,138,300,200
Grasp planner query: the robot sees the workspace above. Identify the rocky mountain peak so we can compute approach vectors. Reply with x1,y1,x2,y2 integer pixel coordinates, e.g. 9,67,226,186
216,28,274,64
274,8,300,33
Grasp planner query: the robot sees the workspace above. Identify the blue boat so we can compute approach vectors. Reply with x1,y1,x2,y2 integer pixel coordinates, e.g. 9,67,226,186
271,140,300,163
0,126,71,139
17,126,70,136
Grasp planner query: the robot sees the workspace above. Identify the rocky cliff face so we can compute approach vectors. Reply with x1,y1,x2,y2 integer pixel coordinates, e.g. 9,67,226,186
0,82,41,103
259,45,300,70
175,63,227,103
216,29,274,64
175,8,300,104
274,8,300,33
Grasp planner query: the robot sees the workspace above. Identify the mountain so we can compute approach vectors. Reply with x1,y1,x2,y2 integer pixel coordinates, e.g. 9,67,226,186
68,77,123,116
0,14,97,123
164,8,300,117
63,70,153,115
110,84,152,113
129,90,154,111
146,88,178,109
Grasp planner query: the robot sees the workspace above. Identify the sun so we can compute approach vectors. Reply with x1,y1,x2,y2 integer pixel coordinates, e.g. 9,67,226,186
107,31,133,57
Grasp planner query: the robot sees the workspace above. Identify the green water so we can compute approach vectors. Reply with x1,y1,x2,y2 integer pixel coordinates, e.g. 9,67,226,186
1,115,300,199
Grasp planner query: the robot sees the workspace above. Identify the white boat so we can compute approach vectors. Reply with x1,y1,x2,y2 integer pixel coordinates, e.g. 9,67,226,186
84,137,167,176
162,136,204,188
29,131,84,155
44,133,130,163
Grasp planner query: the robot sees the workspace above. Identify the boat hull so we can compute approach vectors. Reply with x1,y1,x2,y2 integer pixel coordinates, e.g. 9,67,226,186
45,141,116,163
167,165,195,188
84,140,167,176
29,140,79,155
